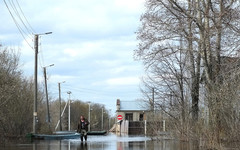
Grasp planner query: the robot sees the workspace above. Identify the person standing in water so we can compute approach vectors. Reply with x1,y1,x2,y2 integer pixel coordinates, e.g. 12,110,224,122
77,115,89,142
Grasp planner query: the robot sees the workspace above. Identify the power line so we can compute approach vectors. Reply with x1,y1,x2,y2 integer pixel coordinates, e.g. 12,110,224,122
15,0,36,33
48,83,141,95
10,0,35,34
38,37,45,68
8,0,33,36
3,0,34,49
50,87,141,99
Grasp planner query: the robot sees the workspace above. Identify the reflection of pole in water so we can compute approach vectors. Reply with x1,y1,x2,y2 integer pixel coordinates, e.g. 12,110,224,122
47,140,50,150
145,140,147,150
68,140,70,150
33,142,37,150
60,140,62,150
163,140,166,150
117,142,123,150
79,142,88,150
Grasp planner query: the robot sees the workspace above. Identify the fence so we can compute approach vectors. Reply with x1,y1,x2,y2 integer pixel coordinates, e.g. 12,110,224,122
117,120,166,135
128,121,145,134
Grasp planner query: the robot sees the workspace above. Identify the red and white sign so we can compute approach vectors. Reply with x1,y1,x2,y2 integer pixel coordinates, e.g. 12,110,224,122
117,115,123,120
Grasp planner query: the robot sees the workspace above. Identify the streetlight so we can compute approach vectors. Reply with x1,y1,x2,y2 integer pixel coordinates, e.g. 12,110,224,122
58,81,65,131
109,109,111,130
67,91,72,131
33,32,52,134
43,64,54,130
87,101,91,131
102,107,106,130
102,108,103,130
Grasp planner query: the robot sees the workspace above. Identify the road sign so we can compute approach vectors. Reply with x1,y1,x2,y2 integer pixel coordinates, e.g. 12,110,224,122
117,115,123,120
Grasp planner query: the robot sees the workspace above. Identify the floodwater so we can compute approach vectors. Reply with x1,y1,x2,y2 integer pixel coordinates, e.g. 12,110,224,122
0,133,202,150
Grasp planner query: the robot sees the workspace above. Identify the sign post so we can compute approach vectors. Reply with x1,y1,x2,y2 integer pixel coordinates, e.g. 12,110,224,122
117,115,123,135
117,115,123,120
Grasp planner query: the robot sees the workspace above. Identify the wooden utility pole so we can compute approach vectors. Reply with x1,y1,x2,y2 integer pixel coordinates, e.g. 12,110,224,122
58,82,62,131
102,107,104,130
88,102,91,131
33,34,38,134
152,88,155,113
67,91,72,131
32,32,52,134
58,81,65,131
43,64,54,131
43,67,50,128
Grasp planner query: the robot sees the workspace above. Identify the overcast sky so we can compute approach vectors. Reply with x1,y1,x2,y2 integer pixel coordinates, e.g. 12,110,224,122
0,0,146,115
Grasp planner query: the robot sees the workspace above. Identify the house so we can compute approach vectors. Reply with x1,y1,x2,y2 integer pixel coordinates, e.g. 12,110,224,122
114,99,151,135
116,99,149,121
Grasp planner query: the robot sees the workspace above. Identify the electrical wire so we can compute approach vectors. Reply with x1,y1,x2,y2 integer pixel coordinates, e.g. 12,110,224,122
8,0,33,37
38,37,45,68
15,0,36,33
49,85,141,100
3,0,34,49
11,0,35,34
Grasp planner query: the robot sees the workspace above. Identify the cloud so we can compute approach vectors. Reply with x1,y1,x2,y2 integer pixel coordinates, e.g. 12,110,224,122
63,48,80,58
0,0,145,112
106,77,140,86
17,0,144,43
114,0,145,13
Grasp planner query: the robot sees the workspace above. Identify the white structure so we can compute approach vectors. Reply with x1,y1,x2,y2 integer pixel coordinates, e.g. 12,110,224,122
116,99,149,121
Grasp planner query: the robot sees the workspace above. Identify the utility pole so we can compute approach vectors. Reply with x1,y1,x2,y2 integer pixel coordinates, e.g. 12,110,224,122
102,107,104,130
43,67,50,128
33,34,38,134
88,102,91,132
43,64,54,130
152,88,155,113
67,91,72,131
33,32,52,134
58,83,61,131
58,82,65,131
109,109,111,130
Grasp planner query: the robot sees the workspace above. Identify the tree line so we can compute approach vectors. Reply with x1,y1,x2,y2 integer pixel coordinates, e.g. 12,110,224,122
0,45,112,143
135,0,240,149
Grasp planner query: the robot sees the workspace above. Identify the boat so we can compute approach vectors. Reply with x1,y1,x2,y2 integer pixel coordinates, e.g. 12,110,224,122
30,132,80,140
55,130,107,135
87,130,107,135
28,130,107,140
54,131,77,135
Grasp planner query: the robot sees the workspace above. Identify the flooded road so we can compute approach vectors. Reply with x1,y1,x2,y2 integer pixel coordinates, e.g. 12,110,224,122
0,133,199,150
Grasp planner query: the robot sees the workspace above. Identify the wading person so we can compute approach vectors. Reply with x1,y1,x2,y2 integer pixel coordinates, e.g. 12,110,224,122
77,115,89,142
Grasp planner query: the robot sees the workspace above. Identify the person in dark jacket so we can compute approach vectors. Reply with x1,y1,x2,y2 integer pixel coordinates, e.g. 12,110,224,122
77,115,89,142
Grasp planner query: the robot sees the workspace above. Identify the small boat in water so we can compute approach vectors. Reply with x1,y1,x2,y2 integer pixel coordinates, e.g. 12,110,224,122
55,130,107,135
29,130,107,140
87,130,107,135
30,132,80,140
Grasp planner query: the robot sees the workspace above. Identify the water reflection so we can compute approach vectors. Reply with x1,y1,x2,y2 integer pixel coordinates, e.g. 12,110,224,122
77,143,88,150
0,133,204,150
118,141,147,150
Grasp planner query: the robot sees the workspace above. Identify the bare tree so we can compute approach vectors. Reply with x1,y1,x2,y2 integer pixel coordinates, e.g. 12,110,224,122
135,0,200,138
0,46,33,139
136,0,240,146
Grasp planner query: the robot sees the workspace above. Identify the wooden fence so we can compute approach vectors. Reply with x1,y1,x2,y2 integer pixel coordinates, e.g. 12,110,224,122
117,120,166,135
